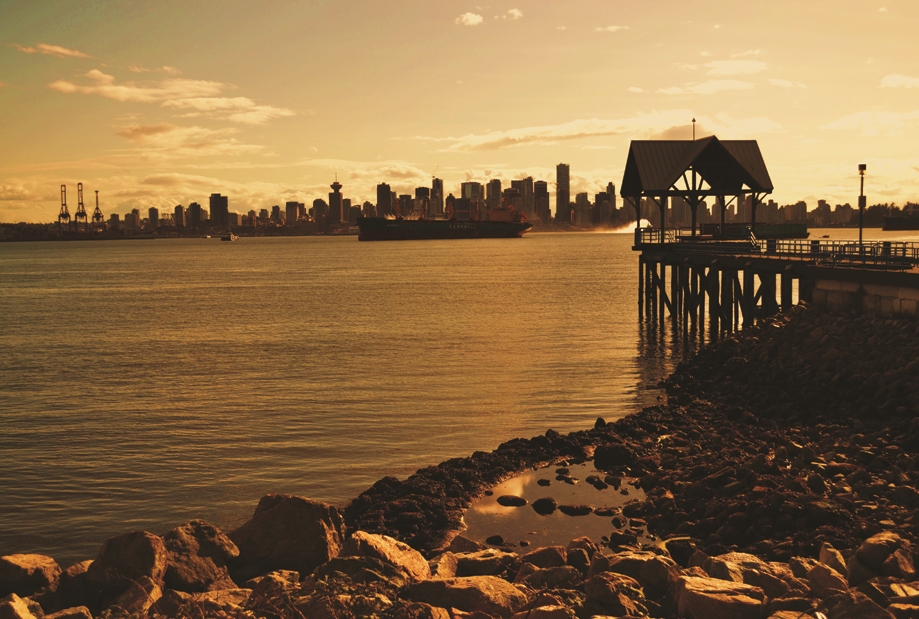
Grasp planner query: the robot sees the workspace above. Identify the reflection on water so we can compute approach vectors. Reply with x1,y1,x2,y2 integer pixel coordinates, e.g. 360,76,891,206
463,462,649,549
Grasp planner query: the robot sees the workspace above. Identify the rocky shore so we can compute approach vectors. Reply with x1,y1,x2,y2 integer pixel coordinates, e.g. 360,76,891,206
2,303,919,618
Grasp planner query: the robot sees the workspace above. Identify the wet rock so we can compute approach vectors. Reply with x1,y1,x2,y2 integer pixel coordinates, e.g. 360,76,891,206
229,494,344,580
162,519,239,592
531,498,557,516
429,552,458,579
557,504,592,516
536,479,551,487
342,531,431,583
566,548,590,575
406,576,527,618
455,549,517,577
485,535,505,546
594,443,638,470
85,530,167,599
519,546,566,569
496,496,527,507
566,536,598,559
447,536,486,554
673,575,765,619
0,554,61,599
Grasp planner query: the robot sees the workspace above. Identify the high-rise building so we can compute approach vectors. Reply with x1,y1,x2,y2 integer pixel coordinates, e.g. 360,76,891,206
575,193,590,226
210,193,229,228
534,180,550,223
511,177,534,218
148,207,160,229
286,201,300,225
431,178,444,216
556,163,570,223
270,205,281,223
486,179,502,209
376,183,392,217
461,182,484,219
188,202,202,229
329,179,343,223
398,194,413,215
174,205,185,228
415,187,430,200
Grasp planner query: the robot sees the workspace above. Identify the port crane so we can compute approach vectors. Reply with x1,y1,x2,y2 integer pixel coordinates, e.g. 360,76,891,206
58,185,71,231
74,182,88,231
91,190,105,231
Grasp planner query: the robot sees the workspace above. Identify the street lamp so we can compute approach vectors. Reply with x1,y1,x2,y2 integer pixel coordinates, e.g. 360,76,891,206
858,164,867,247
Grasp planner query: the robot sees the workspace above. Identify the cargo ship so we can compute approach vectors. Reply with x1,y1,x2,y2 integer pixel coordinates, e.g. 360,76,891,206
357,214,531,241
882,216,919,231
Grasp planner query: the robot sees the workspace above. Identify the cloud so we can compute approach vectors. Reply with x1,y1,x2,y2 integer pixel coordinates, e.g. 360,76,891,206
881,74,919,88
732,50,763,58
659,80,755,95
556,26,568,30
595,25,628,32
704,60,768,76
128,65,182,75
421,110,779,152
115,123,267,158
822,110,919,137
879,6,887,11
456,13,484,26
768,78,806,88
162,97,295,125
627,87,644,93
675,63,698,71
49,69,224,103
13,43,91,58
506,8,522,19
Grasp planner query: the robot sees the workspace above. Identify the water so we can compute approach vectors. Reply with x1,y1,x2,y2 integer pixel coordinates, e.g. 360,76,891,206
0,232,684,567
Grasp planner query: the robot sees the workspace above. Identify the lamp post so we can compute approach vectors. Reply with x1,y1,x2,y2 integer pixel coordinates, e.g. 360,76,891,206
858,164,867,247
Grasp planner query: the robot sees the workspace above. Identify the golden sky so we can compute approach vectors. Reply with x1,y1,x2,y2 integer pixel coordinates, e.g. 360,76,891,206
2,0,918,222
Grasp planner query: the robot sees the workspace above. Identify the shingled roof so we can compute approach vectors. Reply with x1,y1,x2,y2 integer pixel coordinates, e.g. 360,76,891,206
620,136,773,198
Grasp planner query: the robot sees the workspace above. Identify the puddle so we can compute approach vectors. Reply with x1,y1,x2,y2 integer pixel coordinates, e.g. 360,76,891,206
461,461,652,550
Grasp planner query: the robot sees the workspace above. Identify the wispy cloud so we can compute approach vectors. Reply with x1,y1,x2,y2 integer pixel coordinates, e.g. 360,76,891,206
705,60,767,76
13,43,91,58
768,78,806,88
49,69,224,103
731,50,763,58
456,13,484,26
505,8,522,19
659,80,754,95
116,123,267,158
162,97,295,125
822,110,919,136
556,26,568,30
881,74,919,88
595,25,628,32
415,111,779,152
128,65,182,75
627,87,644,93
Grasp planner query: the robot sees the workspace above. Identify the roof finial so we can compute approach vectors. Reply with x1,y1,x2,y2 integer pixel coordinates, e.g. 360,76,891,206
692,118,696,141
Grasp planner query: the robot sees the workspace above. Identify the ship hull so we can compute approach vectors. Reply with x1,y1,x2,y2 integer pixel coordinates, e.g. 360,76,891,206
883,217,919,231
357,218,532,241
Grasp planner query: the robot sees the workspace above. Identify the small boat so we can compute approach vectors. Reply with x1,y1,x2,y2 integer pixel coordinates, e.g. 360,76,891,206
821,234,830,238
221,233,239,241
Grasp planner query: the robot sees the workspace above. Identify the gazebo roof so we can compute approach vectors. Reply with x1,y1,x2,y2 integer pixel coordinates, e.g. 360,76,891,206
620,136,773,198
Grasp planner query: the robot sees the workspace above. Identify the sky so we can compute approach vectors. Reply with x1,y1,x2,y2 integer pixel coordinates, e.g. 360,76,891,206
2,0,919,223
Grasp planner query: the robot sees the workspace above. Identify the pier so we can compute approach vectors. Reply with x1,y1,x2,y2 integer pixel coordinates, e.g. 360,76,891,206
621,136,919,334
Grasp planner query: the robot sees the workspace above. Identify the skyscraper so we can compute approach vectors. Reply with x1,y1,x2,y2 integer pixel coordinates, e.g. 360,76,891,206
286,201,300,225
210,193,229,228
188,202,202,229
148,206,159,229
174,205,185,228
486,179,501,209
556,163,570,224
461,182,484,219
534,180,550,223
329,179,343,224
431,178,444,216
511,177,534,218
376,183,392,217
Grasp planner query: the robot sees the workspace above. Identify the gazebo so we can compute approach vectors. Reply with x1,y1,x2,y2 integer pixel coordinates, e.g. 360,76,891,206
619,136,774,239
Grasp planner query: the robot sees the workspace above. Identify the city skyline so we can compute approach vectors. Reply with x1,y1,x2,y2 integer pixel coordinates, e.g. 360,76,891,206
3,1,919,223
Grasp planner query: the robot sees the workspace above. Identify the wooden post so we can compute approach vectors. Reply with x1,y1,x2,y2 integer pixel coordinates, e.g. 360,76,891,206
781,270,793,311
743,268,755,326
638,255,644,318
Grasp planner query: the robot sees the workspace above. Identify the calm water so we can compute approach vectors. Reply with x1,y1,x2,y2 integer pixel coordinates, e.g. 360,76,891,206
0,232,686,566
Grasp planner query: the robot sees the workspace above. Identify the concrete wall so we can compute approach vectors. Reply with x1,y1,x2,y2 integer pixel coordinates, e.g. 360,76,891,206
809,276,919,316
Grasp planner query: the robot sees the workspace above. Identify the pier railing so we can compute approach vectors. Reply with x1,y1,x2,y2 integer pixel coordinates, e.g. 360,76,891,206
635,227,919,269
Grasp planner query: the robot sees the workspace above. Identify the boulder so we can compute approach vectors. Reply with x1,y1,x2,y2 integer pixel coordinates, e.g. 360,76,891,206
429,553,458,579
856,532,910,572
510,606,571,619
594,443,638,470
229,494,344,579
162,519,239,592
807,563,849,598
44,607,93,619
85,531,167,598
496,496,527,507
518,566,581,590
531,498,557,516
0,594,38,619
819,542,848,576
566,536,598,559
342,531,431,583
519,546,566,569
0,555,61,598
606,550,681,590
882,548,916,580
817,591,895,619
455,549,517,577
583,572,646,616
673,575,765,619
394,602,451,619
107,575,161,615
313,556,413,589
447,536,486,554
54,561,95,611
406,576,527,619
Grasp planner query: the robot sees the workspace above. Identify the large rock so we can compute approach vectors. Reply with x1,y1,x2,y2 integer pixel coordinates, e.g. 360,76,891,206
455,549,517,577
342,531,431,583
583,572,646,616
0,555,61,598
44,607,93,619
519,546,566,569
819,542,848,576
856,532,910,572
518,566,581,590
673,575,765,619
107,575,162,615
163,519,239,592
0,594,38,619
85,531,167,598
229,494,344,579
807,563,849,599
606,550,681,591
705,552,804,598
55,561,96,611
817,591,895,619
407,576,527,618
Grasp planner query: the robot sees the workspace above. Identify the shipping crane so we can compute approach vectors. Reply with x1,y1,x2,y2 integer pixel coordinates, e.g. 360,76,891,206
58,184,71,232
74,182,88,231
91,190,105,232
